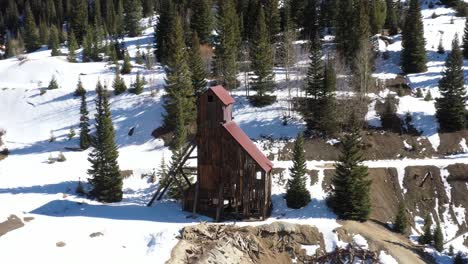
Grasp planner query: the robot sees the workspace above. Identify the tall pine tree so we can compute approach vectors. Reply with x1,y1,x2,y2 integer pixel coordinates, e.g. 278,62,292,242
305,35,324,99
434,221,444,252
250,7,275,98
286,133,311,209
190,0,213,44
394,201,408,234
124,0,143,37
70,0,88,43
329,128,372,221
88,81,123,203
213,0,241,90
436,35,466,132
49,25,60,56
419,213,434,244
155,0,175,64
163,15,196,130
401,0,427,73
23,3,40,52
67,31,78,62
189,33,208,95
385,0,398,35
79,92,91,150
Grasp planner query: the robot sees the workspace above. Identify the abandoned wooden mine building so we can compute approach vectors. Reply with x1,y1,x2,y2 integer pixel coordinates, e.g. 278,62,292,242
148,85,273,221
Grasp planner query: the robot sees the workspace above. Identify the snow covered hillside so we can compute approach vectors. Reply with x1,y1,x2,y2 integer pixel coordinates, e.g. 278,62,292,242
0,4,467,264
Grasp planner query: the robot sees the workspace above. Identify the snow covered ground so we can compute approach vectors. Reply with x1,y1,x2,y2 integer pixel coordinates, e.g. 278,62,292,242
0,4,468,264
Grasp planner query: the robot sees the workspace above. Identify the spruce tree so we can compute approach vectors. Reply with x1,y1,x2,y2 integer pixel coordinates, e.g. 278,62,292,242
70,0,88,43
369,0,387,35
116,0,125,37
434,221,444,252
329,128,372,221
335,0,356,63
213,0,241,90
463,17,468,59
67,31,78,62
163,15,196,130
250,7,275,98
106,0,117,35
131,72,145,95
124,0,143,37
385,0,398,35
189,33,208,96
380,94,398,131
436,35,466,132
23,3,40,52
48,76,59,90
113,64,128,95
315,58,338,136
79,92,91,150
190,0,213,44
50,25,60,56
305,35,324,100
286,133,311,209
438,38,446,54
265,0,281,42
121,51,132,74
394,201,408,234
419,213,434,244
74,77,86,96
155,0,175,64
453,252,465,264
401,0,427,73
88,81,123,203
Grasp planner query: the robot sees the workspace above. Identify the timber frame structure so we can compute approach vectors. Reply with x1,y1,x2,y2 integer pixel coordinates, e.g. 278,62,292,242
148,86,273,222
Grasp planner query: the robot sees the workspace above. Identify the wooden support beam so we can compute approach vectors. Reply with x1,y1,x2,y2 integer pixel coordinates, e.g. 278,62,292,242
192,181,199,218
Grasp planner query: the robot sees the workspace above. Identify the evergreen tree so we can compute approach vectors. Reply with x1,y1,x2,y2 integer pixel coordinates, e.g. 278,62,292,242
155,0,175,64
163,15,196,130
190,0,213,44
70,0,88,43
213,0,241,90
121,51,132,74
380,94,398,131
189,33,208,95
315,58,338,136
23,3,40,52
88,81,123,203
453,252,465,264
385,0,398,35
436,35,466,132
250,7,275,98
93,0,103,27
463,17,468,59
419,213,434,244
74,77,86,96
48,76,59,90
401,0,427,73
67,31,78,62
143,0,155,17
434,221,444,252
286,133,311,209
425,90,433,101
369,0,387,35
39,21,50,46
82,30,94,62
113,64,128,95
329,128,372,221
335,0,356,63
79,92,91,150
50,26,60,56
265,0,281,42
124,0,143,37
438,38,445,54
131,72,145,95
394,201,408,234
116,0,125,37
305,35,324,99
106,0,117,35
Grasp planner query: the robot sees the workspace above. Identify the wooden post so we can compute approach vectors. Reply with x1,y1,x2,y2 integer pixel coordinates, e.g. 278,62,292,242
192,181,199,218
215,172,224,222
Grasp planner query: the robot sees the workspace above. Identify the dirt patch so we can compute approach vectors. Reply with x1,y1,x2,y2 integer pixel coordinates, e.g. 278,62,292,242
0,215,24,237
308,170,319,186
167,222,324,264
438,130,468,155
340,220,434,264
23,216,34,222
56,241,66,247
90,232,104,238
447,164,468,232
403,166,449,222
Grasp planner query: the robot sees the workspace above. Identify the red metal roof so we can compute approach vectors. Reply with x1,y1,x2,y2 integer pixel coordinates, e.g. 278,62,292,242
223,121,273,173
209,85,235,105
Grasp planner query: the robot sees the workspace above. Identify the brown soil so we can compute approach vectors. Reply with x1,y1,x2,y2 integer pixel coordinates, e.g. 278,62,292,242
438,130,468,155
340,220,434,264
0,215,24,237
167,222,324,264
447,164,468,233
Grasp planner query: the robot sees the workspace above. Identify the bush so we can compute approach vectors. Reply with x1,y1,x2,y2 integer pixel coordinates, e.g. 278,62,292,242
437,39,445,54
424,90,433,101
75,179,85,195
248,95,277,107
431,12,437,19
394,201,408,233
57,152,66,162
47,75,59,90
47,154,55,164
49,131,56,142
416,88,423,98
68,127,76,140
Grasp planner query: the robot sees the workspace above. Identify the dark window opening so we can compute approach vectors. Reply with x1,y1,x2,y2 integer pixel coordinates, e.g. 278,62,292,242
208,95,214,102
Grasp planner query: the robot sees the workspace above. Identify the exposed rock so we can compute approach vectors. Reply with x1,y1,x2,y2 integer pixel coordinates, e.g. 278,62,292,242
0,215,24,237
56,241,66,247
90,232,104,238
